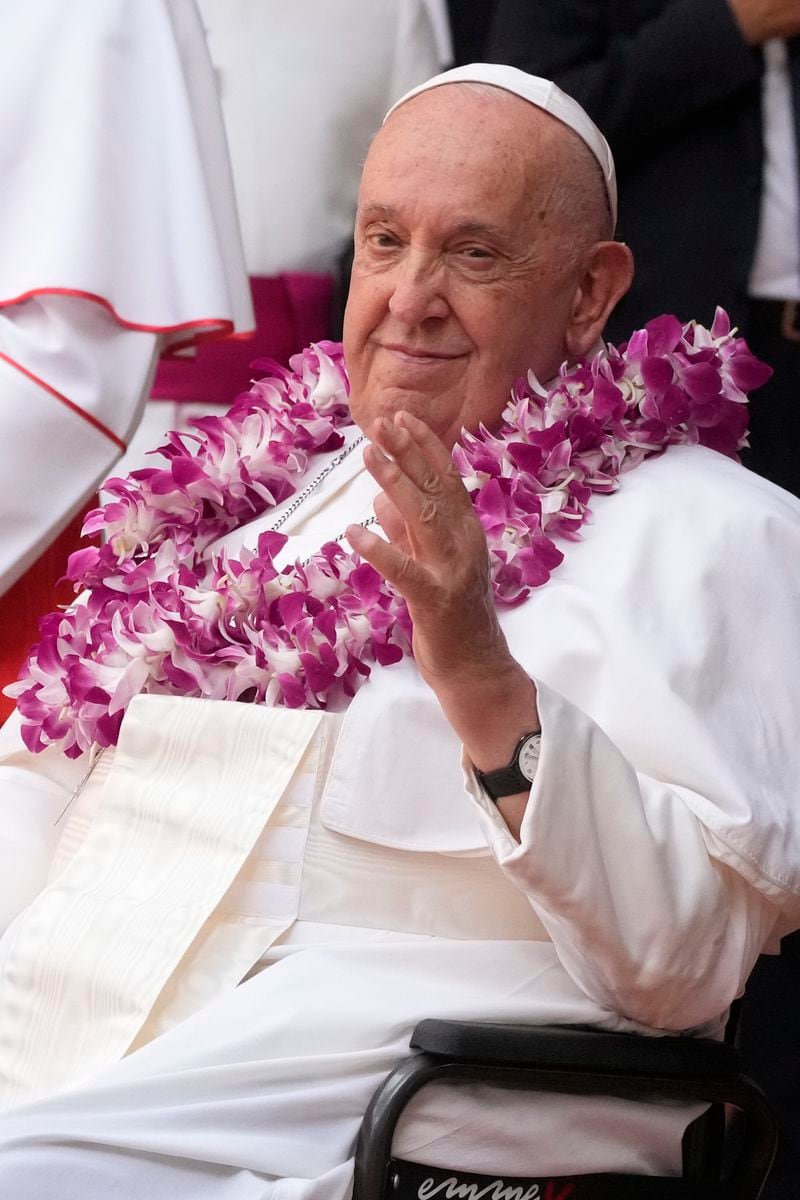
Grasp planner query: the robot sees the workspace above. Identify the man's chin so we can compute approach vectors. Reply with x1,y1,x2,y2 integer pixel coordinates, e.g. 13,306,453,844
348,385,451,441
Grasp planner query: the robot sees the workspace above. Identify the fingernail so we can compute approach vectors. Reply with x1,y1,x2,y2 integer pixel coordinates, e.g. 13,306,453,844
345,523,363,545
365,444,391,469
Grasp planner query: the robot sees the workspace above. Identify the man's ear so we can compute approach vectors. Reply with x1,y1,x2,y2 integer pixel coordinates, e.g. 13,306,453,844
564,241,635,359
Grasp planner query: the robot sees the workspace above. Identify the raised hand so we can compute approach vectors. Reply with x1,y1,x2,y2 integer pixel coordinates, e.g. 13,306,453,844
346,410,506,687
347,411,539,837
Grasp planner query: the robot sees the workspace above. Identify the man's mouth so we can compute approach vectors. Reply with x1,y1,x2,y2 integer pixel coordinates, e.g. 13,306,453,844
379,343,465,362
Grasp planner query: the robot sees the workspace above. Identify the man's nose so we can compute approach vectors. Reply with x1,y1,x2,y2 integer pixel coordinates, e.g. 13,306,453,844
386,251,450,325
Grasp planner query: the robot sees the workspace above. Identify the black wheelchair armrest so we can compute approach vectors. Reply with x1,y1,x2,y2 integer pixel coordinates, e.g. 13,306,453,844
354,1021,777,1200
410,1019,739,1082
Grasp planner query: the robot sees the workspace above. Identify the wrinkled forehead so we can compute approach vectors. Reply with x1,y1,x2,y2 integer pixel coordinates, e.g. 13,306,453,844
382,65,617,225
372,81,555,158
360,86,554,207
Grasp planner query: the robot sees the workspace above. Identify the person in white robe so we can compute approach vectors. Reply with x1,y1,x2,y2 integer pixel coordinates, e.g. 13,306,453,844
0,63,799,1199
0,0,254,597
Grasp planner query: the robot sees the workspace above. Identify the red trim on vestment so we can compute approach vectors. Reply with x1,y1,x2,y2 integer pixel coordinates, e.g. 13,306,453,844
163,322,251,357
0,350,127,452
0,286,249,349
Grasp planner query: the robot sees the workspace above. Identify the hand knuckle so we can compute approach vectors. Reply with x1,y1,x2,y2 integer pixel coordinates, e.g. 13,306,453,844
421,468,444,495
420,498,438,524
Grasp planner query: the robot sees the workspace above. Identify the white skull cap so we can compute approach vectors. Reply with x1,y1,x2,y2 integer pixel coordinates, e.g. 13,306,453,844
385,62,617,227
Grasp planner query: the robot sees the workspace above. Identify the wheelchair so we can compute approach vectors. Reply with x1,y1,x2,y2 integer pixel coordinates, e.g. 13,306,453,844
353,1020,777,1200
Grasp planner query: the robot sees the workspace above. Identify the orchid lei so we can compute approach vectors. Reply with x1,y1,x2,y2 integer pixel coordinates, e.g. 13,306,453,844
7,309,770,759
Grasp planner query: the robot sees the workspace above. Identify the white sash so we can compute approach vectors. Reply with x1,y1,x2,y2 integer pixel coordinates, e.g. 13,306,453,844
0,694,320,1109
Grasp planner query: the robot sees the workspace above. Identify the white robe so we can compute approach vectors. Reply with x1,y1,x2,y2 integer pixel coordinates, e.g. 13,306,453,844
0,438,798,1196
0,0,253,593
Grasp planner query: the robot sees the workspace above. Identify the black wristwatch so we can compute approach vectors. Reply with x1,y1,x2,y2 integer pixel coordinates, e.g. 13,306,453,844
474,731,542,801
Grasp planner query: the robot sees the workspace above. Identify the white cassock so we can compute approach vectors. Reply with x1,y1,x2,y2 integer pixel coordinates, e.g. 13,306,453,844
0,0,253,595
0,431,799,1197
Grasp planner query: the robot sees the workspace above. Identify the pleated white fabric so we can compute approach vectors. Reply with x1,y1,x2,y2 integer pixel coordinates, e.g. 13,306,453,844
0,697,320,1108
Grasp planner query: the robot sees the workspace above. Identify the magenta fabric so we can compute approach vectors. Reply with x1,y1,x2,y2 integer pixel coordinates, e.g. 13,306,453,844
151,273,333,405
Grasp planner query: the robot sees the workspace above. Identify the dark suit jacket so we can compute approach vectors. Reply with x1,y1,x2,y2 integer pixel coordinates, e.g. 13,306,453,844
446,0,498,65
488,0,764,342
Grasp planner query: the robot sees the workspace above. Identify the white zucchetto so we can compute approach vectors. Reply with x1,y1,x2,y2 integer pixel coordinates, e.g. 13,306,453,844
386,62,618,227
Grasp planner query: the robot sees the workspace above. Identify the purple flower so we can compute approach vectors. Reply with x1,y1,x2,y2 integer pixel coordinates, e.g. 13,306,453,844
5,314,772,758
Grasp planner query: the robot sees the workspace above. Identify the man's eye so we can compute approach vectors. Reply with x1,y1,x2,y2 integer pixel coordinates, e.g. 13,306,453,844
368,233,400,250
458,246,494,263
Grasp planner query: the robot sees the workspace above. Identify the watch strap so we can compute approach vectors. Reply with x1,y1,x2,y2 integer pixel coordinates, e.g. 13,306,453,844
475,731,541,802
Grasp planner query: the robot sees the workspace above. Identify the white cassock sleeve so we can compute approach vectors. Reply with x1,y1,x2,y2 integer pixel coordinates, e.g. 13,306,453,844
465,683,782,1033
457,448,800,1035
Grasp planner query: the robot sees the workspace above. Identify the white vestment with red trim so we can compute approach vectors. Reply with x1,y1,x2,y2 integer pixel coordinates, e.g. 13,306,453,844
0,0,253,594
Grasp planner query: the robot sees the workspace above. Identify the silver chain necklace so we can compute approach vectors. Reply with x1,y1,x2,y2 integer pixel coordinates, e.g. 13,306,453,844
266,432,378,553
54,436,378,808
267,433,366,531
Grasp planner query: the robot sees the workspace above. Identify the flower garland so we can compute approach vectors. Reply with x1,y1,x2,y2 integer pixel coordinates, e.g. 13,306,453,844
7,310,770,758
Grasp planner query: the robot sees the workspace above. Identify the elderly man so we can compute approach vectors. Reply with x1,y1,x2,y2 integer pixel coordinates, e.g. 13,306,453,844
0,63,798,1197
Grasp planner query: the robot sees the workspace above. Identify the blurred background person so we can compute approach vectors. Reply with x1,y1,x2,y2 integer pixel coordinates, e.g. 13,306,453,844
488,0,800,498
445,0,498,65
0,0,253,714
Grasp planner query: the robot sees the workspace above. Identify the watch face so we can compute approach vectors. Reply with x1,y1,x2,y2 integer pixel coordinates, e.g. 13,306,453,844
518,734,541,782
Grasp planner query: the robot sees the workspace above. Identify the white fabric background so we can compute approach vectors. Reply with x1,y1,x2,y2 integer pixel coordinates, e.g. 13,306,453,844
196,0,444,275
